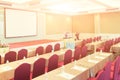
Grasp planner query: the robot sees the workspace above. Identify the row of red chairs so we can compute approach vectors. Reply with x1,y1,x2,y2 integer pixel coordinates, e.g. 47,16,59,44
75,32,101,42
35,43,60,55
88,56,120,80
10,54,59,80
59,45,88,66
0,43,60,64
97,37,120,53
13,54,59,80
76,36,101,48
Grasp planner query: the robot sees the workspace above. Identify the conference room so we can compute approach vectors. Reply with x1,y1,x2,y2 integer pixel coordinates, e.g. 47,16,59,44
0,0,120,80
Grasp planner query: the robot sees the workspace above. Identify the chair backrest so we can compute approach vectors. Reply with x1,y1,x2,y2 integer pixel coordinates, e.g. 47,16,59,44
113,56,120,80
14,63,31,80
87,70,104,80
93,37,97,42
4,51,16,63
87,38,92,43
103,61,112,80
64,49,72,65
18,49,28,60
35,46,44,55
114,38,119,44
81,46,87,57
74,47,81,60
47,54,59,72
98,36,101,41
0,55,1,64
45,45,52,53
104,40,111,52
118,37,120,43
32,58,46,78
54,43,60,51
96,70,105,80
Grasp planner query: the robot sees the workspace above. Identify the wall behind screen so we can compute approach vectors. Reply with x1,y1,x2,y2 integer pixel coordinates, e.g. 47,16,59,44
5,8,37,38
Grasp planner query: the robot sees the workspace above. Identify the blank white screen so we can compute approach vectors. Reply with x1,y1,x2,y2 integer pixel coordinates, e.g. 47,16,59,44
5,8,37,38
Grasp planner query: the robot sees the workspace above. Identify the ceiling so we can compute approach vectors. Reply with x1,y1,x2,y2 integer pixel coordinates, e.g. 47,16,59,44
0,0,120,15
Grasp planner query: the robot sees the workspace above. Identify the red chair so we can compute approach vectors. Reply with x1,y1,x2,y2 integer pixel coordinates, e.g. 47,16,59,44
64,49,72,65
35,46,44,55
45,45,52,53
0,55,1,64
88,38,92,43
73,47,81,61
4,51,16,63
14,63,31,80
18,49,28,60
118,37,120,42
81,40,87,47
81,46,87,58
98,36,101,41
113,56,120,80
93,37,97,42
95,70,105,80
32,58,46,78
54,43,60,51
111,56,120,72
103,61,112,80
104,40,112,52
88,70,105,80
47,54,59,72
114,38,119,44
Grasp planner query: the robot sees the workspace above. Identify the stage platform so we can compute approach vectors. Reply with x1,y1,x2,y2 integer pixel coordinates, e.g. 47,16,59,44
9,39,62,49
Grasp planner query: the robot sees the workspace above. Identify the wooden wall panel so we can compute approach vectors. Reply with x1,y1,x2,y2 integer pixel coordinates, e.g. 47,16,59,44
100,12,120,33
72,14,94,33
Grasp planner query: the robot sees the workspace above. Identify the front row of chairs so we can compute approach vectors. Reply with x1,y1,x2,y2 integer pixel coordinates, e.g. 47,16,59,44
87,56,120,80
11,54,58,80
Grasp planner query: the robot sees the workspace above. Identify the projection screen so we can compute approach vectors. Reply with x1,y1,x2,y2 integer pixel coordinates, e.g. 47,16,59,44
5,8,37,38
